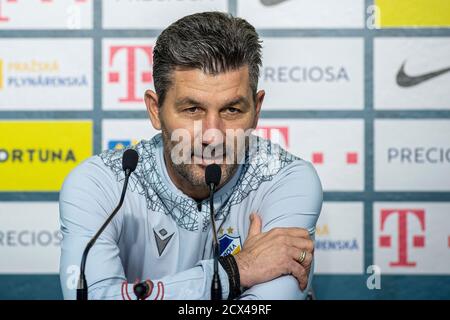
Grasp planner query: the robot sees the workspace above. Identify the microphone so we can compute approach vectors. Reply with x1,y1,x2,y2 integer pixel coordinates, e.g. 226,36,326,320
77,149,139,300
205,164,222,300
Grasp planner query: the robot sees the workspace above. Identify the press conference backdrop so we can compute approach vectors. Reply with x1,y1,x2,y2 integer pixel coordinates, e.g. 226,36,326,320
0,0,449,300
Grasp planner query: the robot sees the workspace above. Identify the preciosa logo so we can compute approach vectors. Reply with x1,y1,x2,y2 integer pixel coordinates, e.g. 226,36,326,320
387,147,450,164
0,229,61,247
262,65,350,83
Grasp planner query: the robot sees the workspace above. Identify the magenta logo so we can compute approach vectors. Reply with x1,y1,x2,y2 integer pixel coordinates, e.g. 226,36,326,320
107,45,153,103
379,209,426,267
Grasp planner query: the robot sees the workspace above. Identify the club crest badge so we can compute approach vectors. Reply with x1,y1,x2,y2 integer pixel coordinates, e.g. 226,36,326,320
219,227,242,256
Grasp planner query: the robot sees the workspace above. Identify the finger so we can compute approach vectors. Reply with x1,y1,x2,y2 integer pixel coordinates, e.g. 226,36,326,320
267,227,311,241
281,236,315,254
288,260,309,291
247,213,262,238
285,247,313,280
286,247,311,266
299,252,313,272
295,252,313,279
255,234,314,257
261,232,314,253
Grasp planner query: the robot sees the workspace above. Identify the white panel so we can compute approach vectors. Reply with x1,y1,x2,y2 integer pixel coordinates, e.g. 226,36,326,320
102,119,160,151
238,0,364,29
102,39,156,110
103,0,228,29
374,203,450,274
0,0,92,29
0,39,93,110
375,38,450,110
0,202,61,273
256,119,365,191
315,202,364,274
260,38,364,110
375,120,450,191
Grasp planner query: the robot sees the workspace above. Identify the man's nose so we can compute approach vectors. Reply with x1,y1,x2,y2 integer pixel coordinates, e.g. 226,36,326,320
202,113,224,146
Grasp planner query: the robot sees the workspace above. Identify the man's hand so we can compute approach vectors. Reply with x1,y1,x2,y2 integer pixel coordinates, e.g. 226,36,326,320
234,213,314,291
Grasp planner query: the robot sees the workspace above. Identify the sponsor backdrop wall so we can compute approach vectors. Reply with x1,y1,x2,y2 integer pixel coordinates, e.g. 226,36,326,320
0,0,449,299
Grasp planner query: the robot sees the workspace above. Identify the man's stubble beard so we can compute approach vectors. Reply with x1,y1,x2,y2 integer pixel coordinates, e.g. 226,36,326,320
160,122,240,193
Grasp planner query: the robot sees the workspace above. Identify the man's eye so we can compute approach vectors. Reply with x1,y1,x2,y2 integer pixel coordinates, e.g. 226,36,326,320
226,107,240,114
185,107,200,113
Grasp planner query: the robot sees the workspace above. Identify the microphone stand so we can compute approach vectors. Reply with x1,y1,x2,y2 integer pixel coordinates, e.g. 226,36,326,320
77,169,132,300
209,183,222,301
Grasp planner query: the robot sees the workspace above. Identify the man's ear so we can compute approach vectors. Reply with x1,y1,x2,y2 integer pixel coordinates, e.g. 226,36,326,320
252,90,265,129
145,89,161,130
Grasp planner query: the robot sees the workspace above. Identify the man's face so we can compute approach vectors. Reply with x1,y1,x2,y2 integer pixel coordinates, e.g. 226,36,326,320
146,66,264,195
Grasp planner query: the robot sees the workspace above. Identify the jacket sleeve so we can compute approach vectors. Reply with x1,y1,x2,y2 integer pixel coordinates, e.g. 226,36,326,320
238,160,323,300
59,157,229,300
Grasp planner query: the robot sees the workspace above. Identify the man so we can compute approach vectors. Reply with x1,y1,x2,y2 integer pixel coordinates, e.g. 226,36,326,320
59,11,322,300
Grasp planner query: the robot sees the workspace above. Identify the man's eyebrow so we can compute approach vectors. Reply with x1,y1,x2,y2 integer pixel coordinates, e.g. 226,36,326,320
174,97,204,108
174,96,250,109
221,96,250,109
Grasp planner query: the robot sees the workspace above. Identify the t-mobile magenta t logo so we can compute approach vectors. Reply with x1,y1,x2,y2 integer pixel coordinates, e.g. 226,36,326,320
379,209,425,267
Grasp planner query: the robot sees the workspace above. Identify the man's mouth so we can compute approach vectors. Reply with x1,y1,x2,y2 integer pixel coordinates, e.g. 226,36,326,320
192,155,225,166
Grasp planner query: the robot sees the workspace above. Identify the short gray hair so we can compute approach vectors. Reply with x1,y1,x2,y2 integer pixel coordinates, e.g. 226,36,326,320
153,11,262,107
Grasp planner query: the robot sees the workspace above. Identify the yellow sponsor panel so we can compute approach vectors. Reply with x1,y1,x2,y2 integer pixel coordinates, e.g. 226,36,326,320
376,0,450,27
0,121,92,191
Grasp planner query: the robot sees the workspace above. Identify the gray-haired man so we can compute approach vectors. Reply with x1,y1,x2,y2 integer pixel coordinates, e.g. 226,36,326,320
59,12,322,300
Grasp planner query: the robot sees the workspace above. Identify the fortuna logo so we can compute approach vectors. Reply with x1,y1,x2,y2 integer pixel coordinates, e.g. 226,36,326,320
219,227,242,256
396,61,450,87
260,0,290,6
0,148,77,163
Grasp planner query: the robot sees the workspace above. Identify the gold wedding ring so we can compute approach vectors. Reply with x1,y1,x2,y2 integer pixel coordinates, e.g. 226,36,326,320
298,250,307,264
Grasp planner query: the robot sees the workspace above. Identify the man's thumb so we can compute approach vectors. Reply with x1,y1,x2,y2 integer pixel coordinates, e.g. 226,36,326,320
248,213,262,237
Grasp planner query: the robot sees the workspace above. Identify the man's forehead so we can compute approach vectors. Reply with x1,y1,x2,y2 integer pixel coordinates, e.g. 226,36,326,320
166,66,252,104
171,66,250,89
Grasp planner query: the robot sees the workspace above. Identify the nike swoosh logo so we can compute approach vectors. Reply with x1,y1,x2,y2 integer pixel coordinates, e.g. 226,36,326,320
396,61,450,87
260,0,290,6
153,229,174,256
